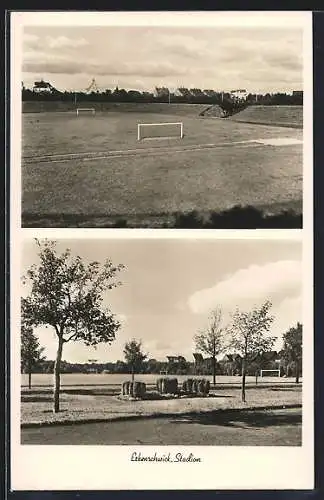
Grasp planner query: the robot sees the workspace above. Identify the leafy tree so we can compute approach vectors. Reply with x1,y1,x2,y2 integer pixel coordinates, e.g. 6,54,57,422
228,301,276,401
21,324,46,389
281,322,302,383
123,339,148,382
194,308,226,385
21,239,124,413
146,358,160,374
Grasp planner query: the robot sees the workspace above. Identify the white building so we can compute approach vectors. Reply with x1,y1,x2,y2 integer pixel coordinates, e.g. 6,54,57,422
230,89,249,101
32,80,54,93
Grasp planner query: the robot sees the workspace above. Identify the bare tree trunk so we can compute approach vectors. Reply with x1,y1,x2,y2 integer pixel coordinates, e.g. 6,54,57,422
28,370,31,390
53,336,64,413
255,371,258,387
241,358,246,402
131,366,134,383
212,342,216,386
295,360,300,384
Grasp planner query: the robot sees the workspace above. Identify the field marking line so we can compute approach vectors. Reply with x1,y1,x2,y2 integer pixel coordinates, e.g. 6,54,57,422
23,142,260,165
23,142,238,160
23,138,303,165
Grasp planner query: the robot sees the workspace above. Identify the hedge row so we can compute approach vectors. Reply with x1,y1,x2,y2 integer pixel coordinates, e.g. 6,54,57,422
121,381,146,398
120,377,210,399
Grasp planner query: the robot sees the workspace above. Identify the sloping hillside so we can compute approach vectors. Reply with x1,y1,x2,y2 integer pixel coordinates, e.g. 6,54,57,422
228,105,303,128
199,105,223,117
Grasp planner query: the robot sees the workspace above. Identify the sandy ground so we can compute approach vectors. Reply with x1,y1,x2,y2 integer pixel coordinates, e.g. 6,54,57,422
21,386,302,426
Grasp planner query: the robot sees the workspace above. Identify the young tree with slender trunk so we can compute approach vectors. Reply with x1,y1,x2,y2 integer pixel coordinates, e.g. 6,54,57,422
123,339,148,382
281,322,302,383
21,239,124,413
21,324,46,389
228,301,276,402
194,308,226,386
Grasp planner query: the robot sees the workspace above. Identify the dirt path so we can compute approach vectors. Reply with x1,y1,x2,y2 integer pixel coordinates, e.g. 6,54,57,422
21,407,302,446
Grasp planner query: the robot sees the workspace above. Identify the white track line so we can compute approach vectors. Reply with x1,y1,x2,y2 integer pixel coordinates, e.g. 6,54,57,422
23,140,246,161
23,138,303,165
23,141,257,164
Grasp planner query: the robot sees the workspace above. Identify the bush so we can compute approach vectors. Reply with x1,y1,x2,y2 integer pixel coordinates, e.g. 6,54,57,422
182,378,210,396
156,377,178,395
121,380,146,398
173,210,205,229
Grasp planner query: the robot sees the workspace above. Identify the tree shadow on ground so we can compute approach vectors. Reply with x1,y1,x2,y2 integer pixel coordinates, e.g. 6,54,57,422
21,395,53,403
170,409,301,429
140,392,234,400
270,387,300,392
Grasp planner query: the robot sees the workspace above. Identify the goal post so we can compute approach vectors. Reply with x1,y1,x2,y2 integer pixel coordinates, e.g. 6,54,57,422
260,369,281,378
76,108,96,116
137,122,184,141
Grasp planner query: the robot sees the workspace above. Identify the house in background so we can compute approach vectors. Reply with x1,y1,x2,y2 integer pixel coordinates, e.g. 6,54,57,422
166,355,187,364
230,89,249,101
192,353,215,375
32,80,56,94
219,354,242,376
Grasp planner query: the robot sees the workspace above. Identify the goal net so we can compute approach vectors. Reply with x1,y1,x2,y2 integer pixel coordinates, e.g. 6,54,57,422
138,122,183,141
76,108,96,116
260,369,281,377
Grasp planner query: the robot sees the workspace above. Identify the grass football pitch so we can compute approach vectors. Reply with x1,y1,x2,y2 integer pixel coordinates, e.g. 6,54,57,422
22,110,303,227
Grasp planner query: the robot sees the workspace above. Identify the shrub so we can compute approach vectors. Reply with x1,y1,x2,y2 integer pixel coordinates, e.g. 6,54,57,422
173,210,205,229
121,380,146,398
182,378,210,396
156,377,178,395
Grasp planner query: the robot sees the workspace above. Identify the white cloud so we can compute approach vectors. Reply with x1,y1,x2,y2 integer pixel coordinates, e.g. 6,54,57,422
188,260,302,315
22,26,302,93
45,35,89,49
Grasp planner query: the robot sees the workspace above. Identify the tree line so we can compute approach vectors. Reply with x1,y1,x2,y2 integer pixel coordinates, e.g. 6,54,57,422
21,240,303,411
21,86,303,106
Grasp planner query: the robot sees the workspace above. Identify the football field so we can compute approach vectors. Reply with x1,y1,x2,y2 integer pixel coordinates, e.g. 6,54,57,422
22,109,303,227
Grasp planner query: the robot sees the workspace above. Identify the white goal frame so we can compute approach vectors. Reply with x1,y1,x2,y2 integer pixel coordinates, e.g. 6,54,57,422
260,369,281,377
137,122,184,141
76,108,96,116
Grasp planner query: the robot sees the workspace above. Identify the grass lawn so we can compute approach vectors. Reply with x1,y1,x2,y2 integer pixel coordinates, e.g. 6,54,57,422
21,385,302,427
230,105,303,128
21,372,301,387
22,111,302,227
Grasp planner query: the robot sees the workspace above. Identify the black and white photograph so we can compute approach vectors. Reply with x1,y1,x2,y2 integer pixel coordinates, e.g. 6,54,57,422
9,10,314,493
11,231,313,491
15,12,309,229
20,236,304,447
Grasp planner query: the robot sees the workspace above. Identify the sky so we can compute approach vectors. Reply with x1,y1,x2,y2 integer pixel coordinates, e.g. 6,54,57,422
22,25,303,94
20,237,302,364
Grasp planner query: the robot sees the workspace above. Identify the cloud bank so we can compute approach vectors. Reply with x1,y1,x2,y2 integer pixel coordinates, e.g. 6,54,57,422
188,260,302,315
21,26,303,93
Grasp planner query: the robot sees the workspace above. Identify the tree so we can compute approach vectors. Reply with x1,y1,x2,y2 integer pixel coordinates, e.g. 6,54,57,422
228,301,276,402
21,323,46,389
281,322,302,383
21,239,124,413
194,308,226,386
123,339,148,382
